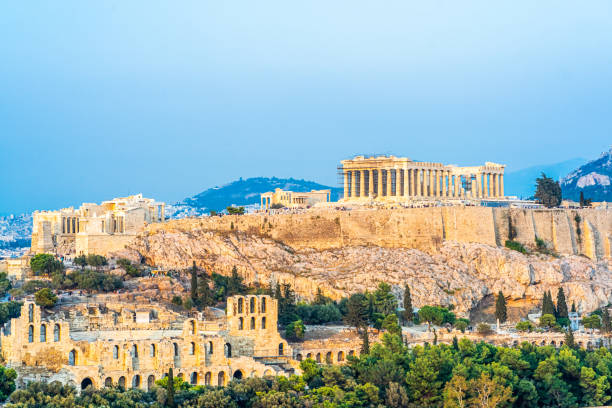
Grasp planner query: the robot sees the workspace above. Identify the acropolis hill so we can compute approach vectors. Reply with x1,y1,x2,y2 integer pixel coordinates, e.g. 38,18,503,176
122,206,612,315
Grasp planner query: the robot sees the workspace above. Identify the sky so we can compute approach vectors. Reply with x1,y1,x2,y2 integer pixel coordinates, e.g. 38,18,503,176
1,1,611,214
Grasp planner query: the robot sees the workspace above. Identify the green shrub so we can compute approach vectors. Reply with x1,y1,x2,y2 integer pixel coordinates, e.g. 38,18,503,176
505,240,527,254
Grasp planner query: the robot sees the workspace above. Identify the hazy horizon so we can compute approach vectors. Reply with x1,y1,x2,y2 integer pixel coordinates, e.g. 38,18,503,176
2,1,611,214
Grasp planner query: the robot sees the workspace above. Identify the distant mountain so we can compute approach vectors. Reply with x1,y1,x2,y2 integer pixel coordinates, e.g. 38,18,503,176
561,147,612,202
181,177,342,212
504,158,586,199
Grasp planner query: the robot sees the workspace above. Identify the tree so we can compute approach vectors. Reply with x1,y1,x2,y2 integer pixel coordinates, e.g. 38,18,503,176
571,301,576,313
226,206,245,215
579,191,592,208
468,372,513,408
198,268,214,307
86,254,107,269
583,315,601,333
285,320,305,341
516,320,534,332
539,314,556,329
74,255,87,269
454,320,468,333
30,254,63,276
373,282,397,316
495,291,507,324
534,173,562,208
0,366,17,401
34,288,57,308
602,308,612,334
580,366,610,407
564,328,576,349
418,306,444,331
477,323,493,335
360,329,370,354
556,288,568,319
542,291,556,317
344,293,368,330
190,262,198,301
166,368,175,408
443,375,469,408
403,284,413,325
227,266,245,296
381,314,402,337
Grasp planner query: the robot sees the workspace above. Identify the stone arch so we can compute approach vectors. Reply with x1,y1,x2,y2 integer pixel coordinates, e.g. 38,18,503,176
104,377,112,387
560,341,564,346
113,345,119,359
68,349,76,366
578,341,584,348
218,371,226,386
261,297,267,313
587,341,593,350
177,372,184,380
40,324,47,342
147,375,155,391
512,340,518,347
132,375,141,389
150,344,156,357
225,343,232,357
307,353,313,359
205,372,212,386
207,341,213,354
132,344,138,358
238,297,244,313
261,316,266,329
173,342,179,357
316,353,321,363
190,342,196,355
348,350,355,358
118,376,126,389
550,340,556,347
81,377,93,390
337,351,345,362
190,320,196,335
28,304,33,322
540,340,546,346
250,297,256,313
238,317,244,330
326,351,332,364
190,372,198,385
233,370,244,380
296,353,303,361
28,324,33,343
278,343,284,356
250,317,255,330
54,324,60,342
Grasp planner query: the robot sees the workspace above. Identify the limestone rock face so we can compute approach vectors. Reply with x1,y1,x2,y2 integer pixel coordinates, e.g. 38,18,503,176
127,227,612,316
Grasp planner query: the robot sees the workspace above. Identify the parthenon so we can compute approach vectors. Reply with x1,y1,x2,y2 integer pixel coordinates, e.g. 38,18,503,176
340,155,505,201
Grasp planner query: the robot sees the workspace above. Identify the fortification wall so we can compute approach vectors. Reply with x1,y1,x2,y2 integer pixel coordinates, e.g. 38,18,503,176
145,207,611,260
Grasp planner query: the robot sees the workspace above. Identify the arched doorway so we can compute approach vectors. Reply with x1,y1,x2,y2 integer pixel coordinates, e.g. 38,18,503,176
218,371,226,386
147,375,155,391
326,351,332,364
278,343,284,356
132,375,141,388
104,377,112,387
81,377,93,390
337,351,345,362
118,376,126,389
205,372,212,385
190,372,198,385
224,343,232,357
68,350,76,366
233,370,243,380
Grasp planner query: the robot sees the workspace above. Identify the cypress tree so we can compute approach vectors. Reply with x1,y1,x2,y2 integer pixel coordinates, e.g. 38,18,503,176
190,262,198,301
403,285,413,325
542,291,556,316
167,368,175,408
556,288,568,318
495,291,507,323
361,329,370,354
452,335,459,350
602,308,612,334
198,267,213,307
571,301,577,313
564,328,576,349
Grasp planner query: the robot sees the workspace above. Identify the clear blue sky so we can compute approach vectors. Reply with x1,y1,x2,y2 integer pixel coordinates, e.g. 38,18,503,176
1,1,611,214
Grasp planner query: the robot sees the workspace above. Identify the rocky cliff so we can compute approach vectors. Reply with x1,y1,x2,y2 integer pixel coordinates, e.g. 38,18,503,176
124,207,612,316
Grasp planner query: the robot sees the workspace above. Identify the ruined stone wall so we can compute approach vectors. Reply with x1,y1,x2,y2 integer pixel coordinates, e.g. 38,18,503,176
145,207,611,260
75,234,136,257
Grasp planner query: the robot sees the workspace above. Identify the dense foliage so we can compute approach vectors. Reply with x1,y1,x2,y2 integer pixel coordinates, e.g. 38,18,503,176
535,173,562,208
0,366,17,402
30,253,63,276
11,337,612,407
0,272,12,297
0,301,21,326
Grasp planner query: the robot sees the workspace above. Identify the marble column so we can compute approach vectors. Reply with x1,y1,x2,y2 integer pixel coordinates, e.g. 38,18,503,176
454,175,460,198
483,173,489,198
434,170,440,197
360,170,366,198
352,171,358,197
378,170,383,197
410,169,415,196
471,177,476,198
476,173,482,198
416,169,421,196
500,174,504,197
368,169,374,198
343,171,349,199
442,172,447,197
495,174,501,197
387,169,393,196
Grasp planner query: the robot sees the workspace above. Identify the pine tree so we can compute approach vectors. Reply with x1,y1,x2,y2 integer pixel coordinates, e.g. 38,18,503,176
166,368,175,408
564,328,576,349
360,329,370,354
452,335,459,350
433,328,438,345
602,308,612,334
542,291,556,316
571,301,577,313
198,267,213,307
190,262,198,301
403,284,413,325
556,288,568,318
495,291,507,323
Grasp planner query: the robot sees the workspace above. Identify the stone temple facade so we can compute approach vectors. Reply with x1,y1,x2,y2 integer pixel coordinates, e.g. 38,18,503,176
340,155,506,202
30,194,165,257
260,188,331,210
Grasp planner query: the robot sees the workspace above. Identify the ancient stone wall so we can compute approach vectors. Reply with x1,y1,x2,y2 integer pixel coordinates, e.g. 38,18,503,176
144,207,611,260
